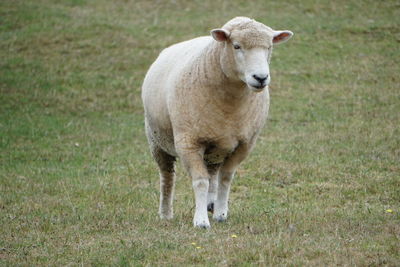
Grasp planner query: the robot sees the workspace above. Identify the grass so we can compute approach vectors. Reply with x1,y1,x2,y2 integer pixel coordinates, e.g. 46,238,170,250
1,0,399,265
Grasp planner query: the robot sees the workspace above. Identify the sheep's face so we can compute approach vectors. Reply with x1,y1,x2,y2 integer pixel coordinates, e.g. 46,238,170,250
211,19,293,92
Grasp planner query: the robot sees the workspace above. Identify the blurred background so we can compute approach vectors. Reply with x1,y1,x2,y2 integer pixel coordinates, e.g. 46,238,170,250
1,0,399,265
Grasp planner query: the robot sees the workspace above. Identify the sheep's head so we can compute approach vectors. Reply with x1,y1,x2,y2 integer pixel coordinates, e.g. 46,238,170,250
211,17,293,92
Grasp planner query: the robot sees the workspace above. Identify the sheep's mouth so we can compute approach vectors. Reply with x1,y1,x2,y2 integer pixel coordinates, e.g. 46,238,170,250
254,84,266,89
248,83,267,92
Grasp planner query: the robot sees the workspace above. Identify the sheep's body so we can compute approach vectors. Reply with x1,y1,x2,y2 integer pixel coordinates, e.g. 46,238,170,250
143,36,268,163
142,17,293,228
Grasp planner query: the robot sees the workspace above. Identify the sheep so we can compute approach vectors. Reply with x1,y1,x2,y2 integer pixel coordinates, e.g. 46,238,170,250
141,17,293,228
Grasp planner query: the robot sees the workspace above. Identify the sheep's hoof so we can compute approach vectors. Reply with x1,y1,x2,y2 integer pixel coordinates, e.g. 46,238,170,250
195,222,211,229
213,214,227,223
207,203,214,213
194,218,211,229
159,211,173,220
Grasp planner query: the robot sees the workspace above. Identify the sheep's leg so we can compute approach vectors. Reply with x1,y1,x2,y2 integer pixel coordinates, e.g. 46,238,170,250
207,164,221,213
213,170,236,222
214,143,251,222
207,174,217,213
179,150,211,228
152,147,176,220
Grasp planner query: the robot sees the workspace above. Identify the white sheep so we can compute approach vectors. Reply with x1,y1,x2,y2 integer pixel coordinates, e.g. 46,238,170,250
142,17,293,228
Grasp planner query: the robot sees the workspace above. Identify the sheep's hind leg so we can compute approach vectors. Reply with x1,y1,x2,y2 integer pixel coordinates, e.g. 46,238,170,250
207,163,221,213
152,146,176,220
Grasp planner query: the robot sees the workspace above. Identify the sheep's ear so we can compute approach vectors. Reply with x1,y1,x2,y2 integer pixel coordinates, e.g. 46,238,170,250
272,30,293,44
211,29,230,42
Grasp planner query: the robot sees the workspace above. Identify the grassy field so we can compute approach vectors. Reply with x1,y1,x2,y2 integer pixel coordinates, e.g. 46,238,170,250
1,0,399,265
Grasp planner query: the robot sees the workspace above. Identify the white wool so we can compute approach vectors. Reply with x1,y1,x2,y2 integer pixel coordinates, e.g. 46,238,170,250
142,17,293,228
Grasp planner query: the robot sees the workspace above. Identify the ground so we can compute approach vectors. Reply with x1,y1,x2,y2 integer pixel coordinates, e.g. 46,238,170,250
0,0,399,265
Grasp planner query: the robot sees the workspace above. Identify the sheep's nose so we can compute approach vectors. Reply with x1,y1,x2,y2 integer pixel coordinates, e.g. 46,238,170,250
253,74,268,84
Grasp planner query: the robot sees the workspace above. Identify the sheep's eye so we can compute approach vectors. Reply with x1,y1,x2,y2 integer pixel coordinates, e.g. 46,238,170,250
233,44,241,50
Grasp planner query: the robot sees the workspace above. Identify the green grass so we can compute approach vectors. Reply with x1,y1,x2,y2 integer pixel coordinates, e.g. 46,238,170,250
1,0,399,265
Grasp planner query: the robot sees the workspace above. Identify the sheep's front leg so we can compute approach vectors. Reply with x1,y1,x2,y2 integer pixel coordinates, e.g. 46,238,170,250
214,170,234,222
214,143,252,222
180,151,211,228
